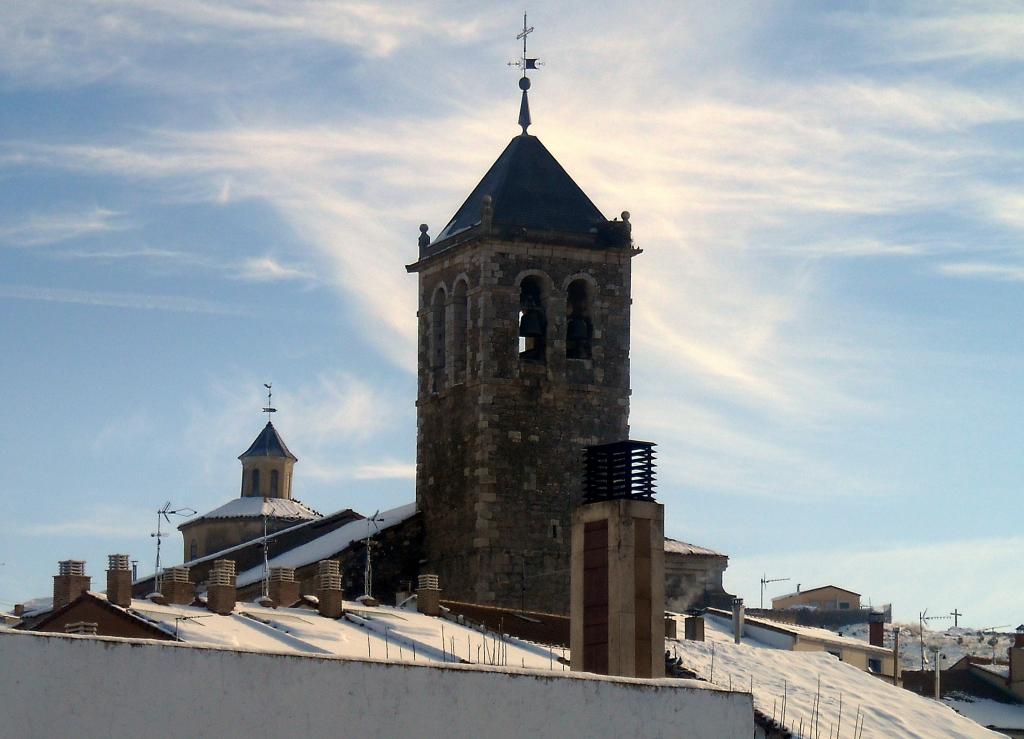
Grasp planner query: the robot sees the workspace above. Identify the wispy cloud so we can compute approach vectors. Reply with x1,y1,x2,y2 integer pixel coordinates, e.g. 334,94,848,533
0,207,127,247
235,256,317,283
0,284,243,315
935,262,1024,283
14,505,152,539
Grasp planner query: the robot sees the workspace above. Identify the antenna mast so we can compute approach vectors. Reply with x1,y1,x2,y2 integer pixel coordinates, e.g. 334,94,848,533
150,501,196,593
760,574,790,609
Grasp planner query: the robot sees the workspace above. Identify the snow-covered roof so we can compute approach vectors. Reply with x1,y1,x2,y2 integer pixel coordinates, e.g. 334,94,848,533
668,618,1002,738
705,609,892,657
100,595,567,670
773,585,861,601
944,693,1024,732
235,502,416,588
186,496,320,524
664,538,724,557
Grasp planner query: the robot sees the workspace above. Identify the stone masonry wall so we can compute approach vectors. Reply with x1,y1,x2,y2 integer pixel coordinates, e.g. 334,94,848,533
415,235,634,614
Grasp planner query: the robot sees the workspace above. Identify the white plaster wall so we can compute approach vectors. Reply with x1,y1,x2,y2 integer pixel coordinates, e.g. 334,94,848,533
0,629,752,739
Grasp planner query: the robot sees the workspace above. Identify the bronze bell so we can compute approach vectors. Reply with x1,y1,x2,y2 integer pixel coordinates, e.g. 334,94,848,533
519,309,545,338
566,315,590,342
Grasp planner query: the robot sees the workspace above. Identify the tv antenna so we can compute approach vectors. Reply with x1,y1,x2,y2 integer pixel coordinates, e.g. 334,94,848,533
151,502,195,593
363,510,383,599
760,574,790,609
918,610,953,669
263,383,276,419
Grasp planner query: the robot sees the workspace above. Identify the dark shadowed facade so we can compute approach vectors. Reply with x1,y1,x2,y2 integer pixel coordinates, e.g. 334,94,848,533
407,132,638,613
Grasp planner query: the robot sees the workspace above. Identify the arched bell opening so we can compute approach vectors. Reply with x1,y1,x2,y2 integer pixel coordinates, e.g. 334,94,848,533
518,276,547,363
566,279,593,360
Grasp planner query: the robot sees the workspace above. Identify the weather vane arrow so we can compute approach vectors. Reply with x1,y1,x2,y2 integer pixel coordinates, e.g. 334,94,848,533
506,13,543,134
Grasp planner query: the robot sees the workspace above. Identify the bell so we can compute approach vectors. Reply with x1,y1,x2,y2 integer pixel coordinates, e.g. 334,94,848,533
566,315,590,342
519,309,545,338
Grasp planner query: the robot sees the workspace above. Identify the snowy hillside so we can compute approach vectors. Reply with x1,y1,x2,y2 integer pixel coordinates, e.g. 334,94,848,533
837,623,1016,672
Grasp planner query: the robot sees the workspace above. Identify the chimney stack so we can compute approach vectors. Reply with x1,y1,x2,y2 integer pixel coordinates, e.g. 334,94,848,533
869,609,886,647
316,560,343,619
53,560,90,610
268,567,300,608
1010,625,1024,691
416,574,441,617
732,598,745,644
684,614,705,642
664,615,678,639
207,560,236,615
106,554,132,608
162,566,195,605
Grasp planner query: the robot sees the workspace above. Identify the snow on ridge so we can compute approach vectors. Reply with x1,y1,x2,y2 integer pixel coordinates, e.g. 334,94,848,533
191,496,320,522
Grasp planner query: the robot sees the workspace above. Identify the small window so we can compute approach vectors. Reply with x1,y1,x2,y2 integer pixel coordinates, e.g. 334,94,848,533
270,469,279,496
868,658,882,673
518,277,546,362
251,469,260,495
189,540,198,560
565,279,593,359
839,601,850,610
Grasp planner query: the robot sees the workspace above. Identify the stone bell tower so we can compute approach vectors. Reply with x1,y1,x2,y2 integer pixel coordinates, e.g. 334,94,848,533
406,48,638,613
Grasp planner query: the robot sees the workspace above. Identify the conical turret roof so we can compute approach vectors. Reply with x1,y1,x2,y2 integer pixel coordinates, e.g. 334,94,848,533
434,134,607,243
238,421,297,462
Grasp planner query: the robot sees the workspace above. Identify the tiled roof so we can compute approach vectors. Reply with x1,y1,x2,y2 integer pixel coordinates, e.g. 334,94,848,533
238,421,297,462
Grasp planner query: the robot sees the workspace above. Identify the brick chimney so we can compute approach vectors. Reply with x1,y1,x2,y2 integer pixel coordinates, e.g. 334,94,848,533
268,567,300,607
869,609,886,647
162,566,195,605
684,614,705,642
206,560,236,615
53,560,90,610
316,560,343,619
416,574,441,617
106,554,132,608
732,598,745,644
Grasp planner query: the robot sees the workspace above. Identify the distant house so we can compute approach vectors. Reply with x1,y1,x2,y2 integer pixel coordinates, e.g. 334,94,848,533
772,585,861,611
663,538,735,611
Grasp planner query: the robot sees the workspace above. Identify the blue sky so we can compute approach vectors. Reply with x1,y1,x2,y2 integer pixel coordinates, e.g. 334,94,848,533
1,1,1021,627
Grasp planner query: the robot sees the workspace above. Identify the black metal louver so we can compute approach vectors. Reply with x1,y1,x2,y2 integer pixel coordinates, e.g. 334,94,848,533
582,440,656,503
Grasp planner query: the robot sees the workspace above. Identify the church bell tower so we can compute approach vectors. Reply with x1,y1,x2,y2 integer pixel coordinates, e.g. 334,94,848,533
406,22,637,613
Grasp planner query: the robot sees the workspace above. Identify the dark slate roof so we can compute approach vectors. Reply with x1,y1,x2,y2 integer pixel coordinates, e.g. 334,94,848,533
238,421,297,461
434,134,607,243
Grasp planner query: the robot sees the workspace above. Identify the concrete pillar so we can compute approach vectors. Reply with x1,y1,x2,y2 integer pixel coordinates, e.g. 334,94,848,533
416,574,441,617
53,560,90,610
207,560,236,615
106,554,132,608
732,598,744,644
570,499,665,678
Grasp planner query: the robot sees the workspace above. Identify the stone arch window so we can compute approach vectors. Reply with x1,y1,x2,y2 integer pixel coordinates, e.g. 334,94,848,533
250,468,260,495
270,469,280,496
452,280,469,383
518,276,547,362
565,279,593,360
430,286,447,389
189,540,198,560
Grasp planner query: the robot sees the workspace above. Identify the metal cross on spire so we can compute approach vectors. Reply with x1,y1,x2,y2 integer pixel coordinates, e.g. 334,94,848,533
262,382,276,420
507,12,542,135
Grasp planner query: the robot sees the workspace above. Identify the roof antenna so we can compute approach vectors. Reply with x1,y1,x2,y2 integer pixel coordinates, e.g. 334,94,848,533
508,12,542,135
263,383,276,422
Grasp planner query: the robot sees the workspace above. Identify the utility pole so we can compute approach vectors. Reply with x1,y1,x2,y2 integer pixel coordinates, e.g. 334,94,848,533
760,574,790,610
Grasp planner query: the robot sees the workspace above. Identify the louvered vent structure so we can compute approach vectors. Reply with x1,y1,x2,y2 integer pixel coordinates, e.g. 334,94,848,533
582,440,656,503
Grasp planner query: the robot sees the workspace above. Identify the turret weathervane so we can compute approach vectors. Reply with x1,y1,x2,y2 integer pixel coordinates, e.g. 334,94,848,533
263,382,276,419
507,13,543,134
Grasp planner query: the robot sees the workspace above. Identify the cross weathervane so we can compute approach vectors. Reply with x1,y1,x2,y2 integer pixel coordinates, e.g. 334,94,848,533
263,382,276,419
508,12,542,76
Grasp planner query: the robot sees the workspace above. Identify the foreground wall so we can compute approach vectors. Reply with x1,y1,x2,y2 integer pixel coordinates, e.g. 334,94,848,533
0,629,752,739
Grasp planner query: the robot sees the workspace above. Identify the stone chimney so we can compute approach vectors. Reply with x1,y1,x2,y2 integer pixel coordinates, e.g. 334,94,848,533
416,574,441,617
684,614,705,642
869,609,886,647
268,567,300,607
316,560,343,619
65,621,98,636
732,598,745,644
53,560,90,610
207,560,236,615
162,566,195,605
106,554,132,608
